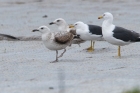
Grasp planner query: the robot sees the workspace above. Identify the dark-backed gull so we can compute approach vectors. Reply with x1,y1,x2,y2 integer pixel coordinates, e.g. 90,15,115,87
69,21,103,52
32,26,74,63
49,18,85,46
98,12,140,57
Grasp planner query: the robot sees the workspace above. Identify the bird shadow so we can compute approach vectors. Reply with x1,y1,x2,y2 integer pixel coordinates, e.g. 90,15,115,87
58,59,88,63
111,53,140,59
81,47,114,54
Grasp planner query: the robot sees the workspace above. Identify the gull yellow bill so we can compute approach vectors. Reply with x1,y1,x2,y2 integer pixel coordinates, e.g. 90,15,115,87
69,24,75,28
98,16,103,19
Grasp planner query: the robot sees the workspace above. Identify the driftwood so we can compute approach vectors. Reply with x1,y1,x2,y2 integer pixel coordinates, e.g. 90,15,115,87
0,35,41,41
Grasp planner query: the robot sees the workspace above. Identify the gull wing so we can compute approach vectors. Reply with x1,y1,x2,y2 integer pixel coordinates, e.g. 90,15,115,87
113,26,140,42
69,29,76,35
54,31,73,44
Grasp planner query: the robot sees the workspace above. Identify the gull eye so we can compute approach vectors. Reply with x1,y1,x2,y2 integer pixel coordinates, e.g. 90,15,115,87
57,20,60,22
103,14,105,16
41,27,44,29
75,24,77,26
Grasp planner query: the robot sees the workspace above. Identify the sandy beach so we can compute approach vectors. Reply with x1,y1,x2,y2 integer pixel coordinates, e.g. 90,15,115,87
0,0,140,93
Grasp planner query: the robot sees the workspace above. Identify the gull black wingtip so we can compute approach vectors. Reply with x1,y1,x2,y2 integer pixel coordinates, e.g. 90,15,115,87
49,22,54,25
32,29,39,32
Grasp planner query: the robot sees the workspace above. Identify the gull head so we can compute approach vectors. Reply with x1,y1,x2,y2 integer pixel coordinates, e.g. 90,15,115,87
32,26,50,34
73,21,85,30
98,12,113,20
49,18,67,26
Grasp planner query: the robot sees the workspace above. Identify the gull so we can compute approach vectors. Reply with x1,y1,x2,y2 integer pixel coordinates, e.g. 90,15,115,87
98,12,140,57
69,21,103,52
32,25,74,63
49,18,85,46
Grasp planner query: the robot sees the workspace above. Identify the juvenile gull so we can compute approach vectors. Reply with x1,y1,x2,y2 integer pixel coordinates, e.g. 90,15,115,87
32,26,74,63
49,18,85,46
49,18,68,31
69,21,103,52
98,12,140,57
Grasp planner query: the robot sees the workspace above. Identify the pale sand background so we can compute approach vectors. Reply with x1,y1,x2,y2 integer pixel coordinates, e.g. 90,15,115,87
0,0,140,93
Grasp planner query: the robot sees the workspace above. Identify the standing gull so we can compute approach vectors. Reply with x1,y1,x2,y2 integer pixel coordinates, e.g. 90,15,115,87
32,26,74,63
98,12,140,57
69,21,103,52
49,18,85,46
